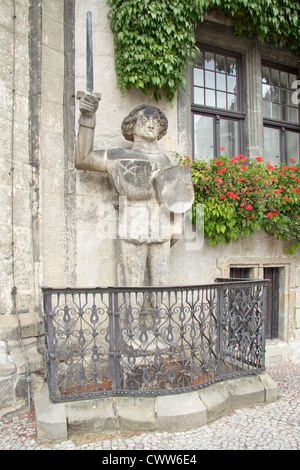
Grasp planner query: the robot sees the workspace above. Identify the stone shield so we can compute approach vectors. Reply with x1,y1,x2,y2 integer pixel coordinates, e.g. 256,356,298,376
153,165,194,213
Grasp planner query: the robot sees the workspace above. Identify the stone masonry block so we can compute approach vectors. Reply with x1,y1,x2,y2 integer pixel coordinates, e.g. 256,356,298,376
0,340,15,377
226,375,265,409
9,337,44,375
34,383,67,440
258,372,278,404
117,396,156,432
0,375,15,410
157,391,206,432
198,382,230,423
66,397,118,434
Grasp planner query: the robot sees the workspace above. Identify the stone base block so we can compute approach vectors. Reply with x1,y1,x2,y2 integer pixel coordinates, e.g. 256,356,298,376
34,384,67,440
34,372,278,440
226,375,265,409
157,392,206,432
66,397,117,434
198,382,230,423
117,397,156,432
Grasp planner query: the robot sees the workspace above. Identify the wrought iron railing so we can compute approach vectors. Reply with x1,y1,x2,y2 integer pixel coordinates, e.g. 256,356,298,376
42,279,269,402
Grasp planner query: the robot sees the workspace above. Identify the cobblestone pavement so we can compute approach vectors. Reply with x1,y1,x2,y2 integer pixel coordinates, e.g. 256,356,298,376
0,362,299,451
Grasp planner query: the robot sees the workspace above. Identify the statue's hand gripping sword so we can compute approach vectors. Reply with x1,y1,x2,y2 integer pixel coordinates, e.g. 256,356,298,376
77,11,101,103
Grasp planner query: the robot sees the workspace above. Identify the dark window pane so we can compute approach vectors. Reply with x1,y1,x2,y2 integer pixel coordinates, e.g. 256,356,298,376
194,87,204,105
205,70,215,89
194,114,214,161
262,84,271,101
217,91,226,109
263,127,280,165
216,73,226,91
227,75,236,93
271,69,279,86
262,66,270,84
226,57,236,75
205,88,215,107
194,68,204,87
195,49,204,68
280,71,288,88
205,52,215,71
285,130,300,163
220,119,238,157
216,54,226,72
227,93,237,111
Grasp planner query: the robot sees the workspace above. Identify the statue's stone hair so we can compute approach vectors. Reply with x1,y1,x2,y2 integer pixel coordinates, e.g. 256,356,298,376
121,104,168,141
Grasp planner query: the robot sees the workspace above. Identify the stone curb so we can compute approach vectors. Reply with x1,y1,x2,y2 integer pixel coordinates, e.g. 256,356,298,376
34,372,278,440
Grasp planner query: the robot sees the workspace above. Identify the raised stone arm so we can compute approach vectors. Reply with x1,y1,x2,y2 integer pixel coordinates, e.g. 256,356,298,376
75,93,107,173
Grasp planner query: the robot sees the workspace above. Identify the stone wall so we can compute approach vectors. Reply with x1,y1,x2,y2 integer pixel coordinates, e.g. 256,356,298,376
0,0,44,417
0,0,299,417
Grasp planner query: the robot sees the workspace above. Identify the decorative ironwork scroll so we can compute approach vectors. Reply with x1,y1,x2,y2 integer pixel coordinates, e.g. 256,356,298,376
43,280,269,402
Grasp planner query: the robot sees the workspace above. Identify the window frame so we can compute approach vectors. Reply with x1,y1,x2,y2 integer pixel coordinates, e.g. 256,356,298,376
262,60,300,164
191,44,245,160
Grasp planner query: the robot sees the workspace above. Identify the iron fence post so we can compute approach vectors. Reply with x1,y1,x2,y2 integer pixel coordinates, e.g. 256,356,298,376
113,289,122,390
107,289,117,391
261,285,267,370
43,289,58,399
216,286,225,378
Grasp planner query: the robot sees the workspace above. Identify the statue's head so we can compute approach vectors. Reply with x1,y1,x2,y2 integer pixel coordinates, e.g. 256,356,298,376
121,104,168,142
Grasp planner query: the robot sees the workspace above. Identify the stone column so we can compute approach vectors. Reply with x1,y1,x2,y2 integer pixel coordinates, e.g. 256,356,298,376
243,43,264,159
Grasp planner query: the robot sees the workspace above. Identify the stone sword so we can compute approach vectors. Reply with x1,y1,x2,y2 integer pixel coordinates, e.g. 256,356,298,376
77,11,101,102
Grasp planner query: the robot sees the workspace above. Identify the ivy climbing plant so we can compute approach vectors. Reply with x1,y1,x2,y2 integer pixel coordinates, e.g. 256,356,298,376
107,0,202,101
107,0,299,102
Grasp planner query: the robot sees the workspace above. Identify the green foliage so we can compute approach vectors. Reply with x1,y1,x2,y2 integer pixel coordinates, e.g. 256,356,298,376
107,0,299,101
107,0,203,101
209,0,300,52
178,153,300,253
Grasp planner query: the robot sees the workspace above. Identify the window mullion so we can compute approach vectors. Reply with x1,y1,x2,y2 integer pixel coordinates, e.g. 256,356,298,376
281,127,286,164
215,115,220,156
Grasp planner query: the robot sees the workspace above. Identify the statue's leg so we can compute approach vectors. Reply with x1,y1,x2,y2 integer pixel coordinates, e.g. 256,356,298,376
118,241,149,370
118,239,147,331
147,240,170,287
119,239,147,287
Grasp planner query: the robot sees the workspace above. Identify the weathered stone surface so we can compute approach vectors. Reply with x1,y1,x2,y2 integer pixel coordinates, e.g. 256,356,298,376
198,382,230,423
0,314,43,341
66,397,117,433
9,338,44,375
0,341,15,377
34,372,277,439
75,100,194,287
34,384,67,440
226,376,265,409
258,372,278,403
117,396,157,431
0,0,299,419
0,376,14,409
157,392,207,432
